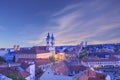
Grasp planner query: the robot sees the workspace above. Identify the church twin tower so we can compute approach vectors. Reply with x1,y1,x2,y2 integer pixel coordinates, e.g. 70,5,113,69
46,33,55,52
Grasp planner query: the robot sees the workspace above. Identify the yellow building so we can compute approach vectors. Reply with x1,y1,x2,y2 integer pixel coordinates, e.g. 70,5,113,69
55,53,65,60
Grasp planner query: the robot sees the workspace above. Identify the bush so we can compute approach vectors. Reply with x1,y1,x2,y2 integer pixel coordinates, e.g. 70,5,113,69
7,73,25,80
18,78,25,80
7,73,17,80
78,52,86,59
0,56,5,62
49,55,55,63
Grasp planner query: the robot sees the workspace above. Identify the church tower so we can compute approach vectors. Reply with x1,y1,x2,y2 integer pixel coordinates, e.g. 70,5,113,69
46,33,55,53
51,33,55,47
46,33,51,47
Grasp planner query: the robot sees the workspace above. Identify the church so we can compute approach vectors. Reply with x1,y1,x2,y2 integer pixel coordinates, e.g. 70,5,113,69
15,33,55,62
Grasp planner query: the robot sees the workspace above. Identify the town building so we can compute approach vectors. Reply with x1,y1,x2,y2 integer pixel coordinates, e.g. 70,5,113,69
79,68,109,80
39,61,72,80
0,62,35,80
18,58,52,72
0,74,12,80
15,33,55,62
81,57,120,67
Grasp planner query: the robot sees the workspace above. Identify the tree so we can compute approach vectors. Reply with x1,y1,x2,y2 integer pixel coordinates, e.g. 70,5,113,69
18,78,25,80
78,52,86,59
0,56,5,62
7,73,17,80
49,55,55,63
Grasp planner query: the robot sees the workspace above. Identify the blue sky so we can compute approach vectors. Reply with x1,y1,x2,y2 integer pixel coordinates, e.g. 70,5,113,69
0,0,120,48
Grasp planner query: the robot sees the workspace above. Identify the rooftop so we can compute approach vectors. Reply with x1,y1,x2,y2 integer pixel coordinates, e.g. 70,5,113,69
0,66,30,78
82,57,120,62
51,61,69,75
16,46,49,54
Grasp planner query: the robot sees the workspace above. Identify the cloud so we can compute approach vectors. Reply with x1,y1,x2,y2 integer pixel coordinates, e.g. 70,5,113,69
52,3,81,17
27,32,48,46
27,0,120,46
90,38,120,44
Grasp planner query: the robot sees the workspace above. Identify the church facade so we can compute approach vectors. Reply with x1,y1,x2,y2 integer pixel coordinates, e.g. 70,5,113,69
46,33,55,53
15,33,55,62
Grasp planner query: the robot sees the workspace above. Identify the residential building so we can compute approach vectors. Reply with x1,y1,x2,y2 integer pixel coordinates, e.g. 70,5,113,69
81,57,120,67
0,62,35,80
39,68,72,80
78,68,109,80
18,58,52,72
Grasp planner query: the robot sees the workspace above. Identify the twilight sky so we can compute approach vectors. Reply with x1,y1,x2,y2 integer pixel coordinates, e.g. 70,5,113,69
0,0,120,48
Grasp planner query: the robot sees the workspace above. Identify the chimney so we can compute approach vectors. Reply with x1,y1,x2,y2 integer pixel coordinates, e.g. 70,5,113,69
13,45,16,51
13,45,20,51
16,45,20,51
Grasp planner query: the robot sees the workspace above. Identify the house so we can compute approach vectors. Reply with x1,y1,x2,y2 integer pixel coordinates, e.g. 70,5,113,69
0,62,35,80
68,65,87,76
18,58,53,79
18,58,52,71
39,68,72,80
51,60,69,75
0,66,30,80
81,57,120,67
79,68,109,80
39,60,73,80
21,62,35,80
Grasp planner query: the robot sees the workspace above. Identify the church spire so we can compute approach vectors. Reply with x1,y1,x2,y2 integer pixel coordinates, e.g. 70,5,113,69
51,33,55,40
47,33,50,39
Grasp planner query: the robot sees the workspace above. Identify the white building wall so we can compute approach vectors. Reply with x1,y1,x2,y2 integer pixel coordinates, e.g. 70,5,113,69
26,64,35,80
15,54,36,62
105,75,111,80
25,75,31,80
39,63,53,71
82,61,120,67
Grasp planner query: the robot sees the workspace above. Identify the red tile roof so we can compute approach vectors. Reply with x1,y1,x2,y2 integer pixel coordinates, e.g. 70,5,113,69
82,57,120,62
0,66,30,78
21,63,31,69
17,46,49,54
80,68,106,80
69,65,87,71
51,61,69,75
